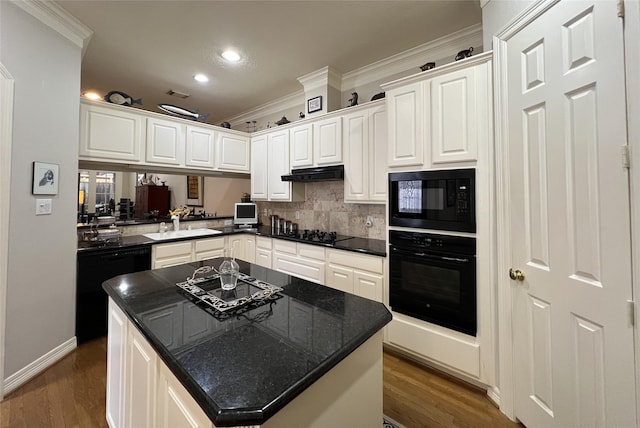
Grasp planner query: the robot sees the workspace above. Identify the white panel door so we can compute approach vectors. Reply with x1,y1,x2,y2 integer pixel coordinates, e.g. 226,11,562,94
429,64,481,164
369,104,388,202
386,81,424,167
146,118,185,165
126,326,157,428
250,135,268,200
185,125,216,168
314,116,342,165
290,123,314,168
106,300,128,428
354,270,383,303
157,364,212,428
267,130,291,200
504,1,635,426
216,132,250,172
343,109,368,202
326,264,354,294
79,103,144,162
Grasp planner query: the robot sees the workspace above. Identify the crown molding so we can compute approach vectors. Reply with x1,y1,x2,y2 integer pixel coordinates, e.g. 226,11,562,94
11,0,93,56
224,24,483,126
222,90,305,128
342,23,483,90
297,66,343,91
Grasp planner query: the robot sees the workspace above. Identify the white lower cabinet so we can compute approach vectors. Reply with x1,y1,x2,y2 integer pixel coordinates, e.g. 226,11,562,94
152,241,193,269
272,240,325,284
255,236,273,268
227,234,255,263
126,324,157,428
194,237,225,261
325,249,384,302
157,363,212,428
107,299,213,428
107,301,128,428
151,236,235,268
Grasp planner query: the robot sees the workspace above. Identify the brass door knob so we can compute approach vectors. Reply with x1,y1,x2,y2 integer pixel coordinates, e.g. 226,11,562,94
509,268,525,281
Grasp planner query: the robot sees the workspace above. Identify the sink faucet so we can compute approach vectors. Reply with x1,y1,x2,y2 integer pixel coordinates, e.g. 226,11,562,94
171,214,179,231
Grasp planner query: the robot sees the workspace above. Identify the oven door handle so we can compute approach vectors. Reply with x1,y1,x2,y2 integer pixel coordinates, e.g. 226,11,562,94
391,247,470,263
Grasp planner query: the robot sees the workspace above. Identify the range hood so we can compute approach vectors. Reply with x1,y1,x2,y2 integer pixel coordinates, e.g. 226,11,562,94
281,165,344,182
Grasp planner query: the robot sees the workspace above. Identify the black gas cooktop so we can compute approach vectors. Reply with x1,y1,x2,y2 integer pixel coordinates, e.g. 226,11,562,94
275,229,353,245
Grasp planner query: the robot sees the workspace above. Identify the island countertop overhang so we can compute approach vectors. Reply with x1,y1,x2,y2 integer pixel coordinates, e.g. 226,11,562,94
102,258,391,426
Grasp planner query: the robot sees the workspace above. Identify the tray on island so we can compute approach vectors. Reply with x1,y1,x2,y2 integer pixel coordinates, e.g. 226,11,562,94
176,270,283,315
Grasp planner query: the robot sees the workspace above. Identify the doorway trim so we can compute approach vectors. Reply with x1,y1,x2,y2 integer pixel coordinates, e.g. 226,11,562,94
623,0,640,422
0,63,15,401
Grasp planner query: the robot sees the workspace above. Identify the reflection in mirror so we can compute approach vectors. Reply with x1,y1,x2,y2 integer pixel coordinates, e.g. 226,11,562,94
77,169,251,224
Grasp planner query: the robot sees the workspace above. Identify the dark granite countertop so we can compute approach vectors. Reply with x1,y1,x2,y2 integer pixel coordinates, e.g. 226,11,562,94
78,225,387,257
103,259,391,426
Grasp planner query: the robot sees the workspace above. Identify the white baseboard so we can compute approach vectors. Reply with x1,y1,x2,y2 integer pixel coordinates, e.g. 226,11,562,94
3,337,77,395
487,385,501,407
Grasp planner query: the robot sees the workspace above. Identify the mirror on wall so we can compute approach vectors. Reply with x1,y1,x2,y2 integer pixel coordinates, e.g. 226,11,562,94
77,169,250,224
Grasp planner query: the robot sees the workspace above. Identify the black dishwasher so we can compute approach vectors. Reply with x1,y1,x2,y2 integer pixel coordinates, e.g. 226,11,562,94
76,245,151,343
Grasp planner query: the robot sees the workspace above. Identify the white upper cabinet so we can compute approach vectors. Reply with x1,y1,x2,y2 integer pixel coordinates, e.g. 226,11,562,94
251,131,304,202
185,125,216,169
267,130,292,201
146,117,186,166
250,135,268,200
79,99,250,174
383,53,492,169
313,116,343,165
216,131,250,172
386,81,425,168
79,102,144,163
343,102,387,204
290,123,314,168
429,63,486,164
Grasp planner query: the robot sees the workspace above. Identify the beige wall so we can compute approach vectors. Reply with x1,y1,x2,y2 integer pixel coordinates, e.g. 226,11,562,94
203,176,251,217
2,2,82,378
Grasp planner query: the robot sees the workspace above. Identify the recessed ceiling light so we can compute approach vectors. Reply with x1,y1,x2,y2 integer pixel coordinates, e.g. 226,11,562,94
221,49,241,62
194,74,209,83
83,92,102,100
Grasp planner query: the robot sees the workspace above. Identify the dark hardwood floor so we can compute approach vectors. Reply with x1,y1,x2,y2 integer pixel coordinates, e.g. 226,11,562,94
0,338,521,428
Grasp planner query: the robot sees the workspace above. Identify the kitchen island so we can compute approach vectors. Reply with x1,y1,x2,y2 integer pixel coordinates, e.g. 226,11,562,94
102,258,392,427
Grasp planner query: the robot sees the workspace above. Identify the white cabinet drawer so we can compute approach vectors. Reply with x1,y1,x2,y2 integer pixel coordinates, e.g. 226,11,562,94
298,242,325,261
256,236,272,250
154,242,192,259
273,253,325,284
273,239,297,255
194,237,225,253
326,249,383,274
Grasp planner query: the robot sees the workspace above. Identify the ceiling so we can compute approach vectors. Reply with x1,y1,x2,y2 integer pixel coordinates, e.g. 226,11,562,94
57,1,482,125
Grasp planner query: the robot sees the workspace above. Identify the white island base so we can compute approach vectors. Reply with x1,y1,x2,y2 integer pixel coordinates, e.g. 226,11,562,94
107,300,384,428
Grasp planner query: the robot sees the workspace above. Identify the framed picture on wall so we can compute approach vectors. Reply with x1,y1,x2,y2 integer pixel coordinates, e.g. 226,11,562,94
32,161,59,195
187,175,203,206
307,96,322,113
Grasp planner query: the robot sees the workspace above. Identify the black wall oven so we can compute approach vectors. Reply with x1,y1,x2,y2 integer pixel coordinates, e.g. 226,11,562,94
389,230,476,336
389,168,475,232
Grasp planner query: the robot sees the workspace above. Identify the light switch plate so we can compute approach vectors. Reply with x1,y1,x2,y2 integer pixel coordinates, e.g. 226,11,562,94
36,198,52,215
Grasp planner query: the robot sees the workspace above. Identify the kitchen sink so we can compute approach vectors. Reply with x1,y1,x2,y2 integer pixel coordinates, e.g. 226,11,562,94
143,228,222,241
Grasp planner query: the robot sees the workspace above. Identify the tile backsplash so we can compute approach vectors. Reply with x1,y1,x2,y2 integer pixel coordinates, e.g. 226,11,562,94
256,181,386,240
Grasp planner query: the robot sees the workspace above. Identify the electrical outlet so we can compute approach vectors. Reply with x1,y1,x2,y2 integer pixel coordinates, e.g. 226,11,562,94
365,215,373,228
224,219,232,226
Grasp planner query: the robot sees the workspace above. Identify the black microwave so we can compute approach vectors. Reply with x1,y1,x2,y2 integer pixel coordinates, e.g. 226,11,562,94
388,168,475,232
